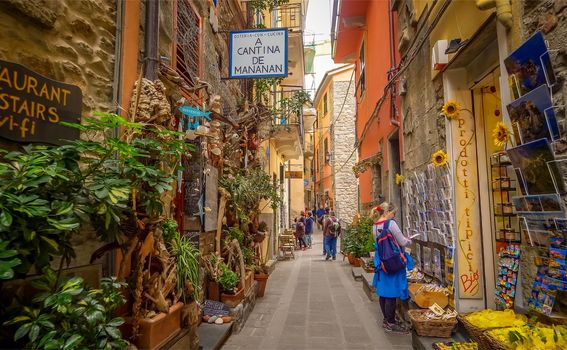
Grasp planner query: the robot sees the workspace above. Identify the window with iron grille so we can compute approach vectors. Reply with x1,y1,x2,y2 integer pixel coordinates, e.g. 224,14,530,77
176,0,201,85
359,42,366,97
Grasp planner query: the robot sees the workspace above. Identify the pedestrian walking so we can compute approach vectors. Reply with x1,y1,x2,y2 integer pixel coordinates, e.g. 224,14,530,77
371,202,413,334
304,212,314,248
295,214,308,251
315,204,326,230
323,211,341,260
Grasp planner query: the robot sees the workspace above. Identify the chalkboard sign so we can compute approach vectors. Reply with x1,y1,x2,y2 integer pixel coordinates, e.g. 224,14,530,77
202,299,230,316
0,60,81,144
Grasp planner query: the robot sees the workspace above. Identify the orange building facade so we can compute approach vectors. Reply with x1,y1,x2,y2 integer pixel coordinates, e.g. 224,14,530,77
331,0,402,212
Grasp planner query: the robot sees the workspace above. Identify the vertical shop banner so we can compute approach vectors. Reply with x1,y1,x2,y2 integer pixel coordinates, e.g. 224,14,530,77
0,60,81,145
452,109,483,299
229,29,288,78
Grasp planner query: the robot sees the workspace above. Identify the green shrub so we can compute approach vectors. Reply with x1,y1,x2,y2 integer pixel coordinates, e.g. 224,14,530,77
218,263,239,292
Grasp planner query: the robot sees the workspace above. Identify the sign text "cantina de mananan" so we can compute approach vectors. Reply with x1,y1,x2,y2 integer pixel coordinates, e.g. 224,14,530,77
229,28,288,79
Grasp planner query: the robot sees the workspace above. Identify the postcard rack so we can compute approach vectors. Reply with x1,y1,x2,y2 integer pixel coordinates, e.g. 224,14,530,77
490,152,521,244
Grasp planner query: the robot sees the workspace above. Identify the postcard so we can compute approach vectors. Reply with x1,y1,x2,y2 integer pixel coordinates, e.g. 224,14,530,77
506,85,559,143
504,31,556,95
507,138,565,195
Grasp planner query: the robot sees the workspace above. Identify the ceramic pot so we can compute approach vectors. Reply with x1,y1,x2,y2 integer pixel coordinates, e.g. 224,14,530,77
254,272,269,297
123,301,183,350
220,287,244,308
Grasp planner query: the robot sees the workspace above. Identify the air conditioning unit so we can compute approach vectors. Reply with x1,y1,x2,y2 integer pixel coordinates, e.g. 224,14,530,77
432,40,448,71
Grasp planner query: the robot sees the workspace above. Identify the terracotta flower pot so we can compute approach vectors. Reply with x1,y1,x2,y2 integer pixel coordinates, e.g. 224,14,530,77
352,257,362,267
207,281,220,302
124,301,184,350
220,287,244,308
347,253,356,265
254,272,269,297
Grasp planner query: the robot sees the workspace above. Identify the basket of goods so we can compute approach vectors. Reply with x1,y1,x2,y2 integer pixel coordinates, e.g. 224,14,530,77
432,341,478,350
408,304,458,337
485,324,567,350
409,283,449,308
458,309,527,350
407,268,425,283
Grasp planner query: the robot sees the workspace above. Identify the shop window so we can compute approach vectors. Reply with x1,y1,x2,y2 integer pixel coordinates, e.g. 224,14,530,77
359,42,366,97
323,93,328,115
176,0,201,85
372,163,382,201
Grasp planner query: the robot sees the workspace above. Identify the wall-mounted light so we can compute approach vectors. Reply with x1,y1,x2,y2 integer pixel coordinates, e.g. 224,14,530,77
432,40,448,71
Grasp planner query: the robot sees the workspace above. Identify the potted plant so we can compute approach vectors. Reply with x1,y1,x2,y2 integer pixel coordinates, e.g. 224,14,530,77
203,255,223,301
219,263,243,308
5,268,129,349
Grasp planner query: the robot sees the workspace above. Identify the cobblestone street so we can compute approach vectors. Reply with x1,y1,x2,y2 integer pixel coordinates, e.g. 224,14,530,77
223,231,413,350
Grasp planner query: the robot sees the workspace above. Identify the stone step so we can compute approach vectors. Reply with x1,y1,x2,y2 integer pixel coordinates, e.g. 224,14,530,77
351,266,363,281
197,323,233,350
362,272,379,302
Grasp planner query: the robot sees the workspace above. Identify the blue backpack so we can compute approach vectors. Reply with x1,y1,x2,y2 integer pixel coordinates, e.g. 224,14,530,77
375,220,407,274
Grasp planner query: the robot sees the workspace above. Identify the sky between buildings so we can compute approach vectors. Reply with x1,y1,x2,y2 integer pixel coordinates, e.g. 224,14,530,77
304,0,343,98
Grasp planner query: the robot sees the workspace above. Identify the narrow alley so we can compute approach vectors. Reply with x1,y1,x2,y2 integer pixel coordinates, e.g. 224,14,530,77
223,231,413,350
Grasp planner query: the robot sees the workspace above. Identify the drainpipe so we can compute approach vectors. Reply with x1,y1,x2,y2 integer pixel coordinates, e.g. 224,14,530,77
476,0,512,29
388,0,400,127
144,0,159,80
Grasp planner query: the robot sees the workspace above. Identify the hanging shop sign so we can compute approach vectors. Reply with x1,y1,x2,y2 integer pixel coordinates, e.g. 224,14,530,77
285,171,302,179
451,105,483,299
229,28,288,79
0,60,81,145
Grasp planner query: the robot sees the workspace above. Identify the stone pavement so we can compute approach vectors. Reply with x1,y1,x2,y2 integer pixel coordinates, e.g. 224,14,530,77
222,230,413,350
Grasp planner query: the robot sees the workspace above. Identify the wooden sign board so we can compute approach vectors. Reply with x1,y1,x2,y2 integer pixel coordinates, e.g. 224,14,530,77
0,60,82,145
285,171,302,179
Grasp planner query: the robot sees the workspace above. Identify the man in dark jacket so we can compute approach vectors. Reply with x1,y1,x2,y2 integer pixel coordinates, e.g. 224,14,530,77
304,212,314,248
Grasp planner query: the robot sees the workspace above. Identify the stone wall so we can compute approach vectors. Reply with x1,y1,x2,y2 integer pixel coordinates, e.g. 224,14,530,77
0,0,116,116
0,0,117,271
518,0,567,303
331,80,358,223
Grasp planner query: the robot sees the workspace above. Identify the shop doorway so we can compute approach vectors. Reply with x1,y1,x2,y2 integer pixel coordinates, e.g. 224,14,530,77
388,129,402,215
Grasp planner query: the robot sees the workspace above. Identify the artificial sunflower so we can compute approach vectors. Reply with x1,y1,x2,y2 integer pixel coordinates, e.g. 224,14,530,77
432,150,449,167
492,121,511,148
442,100,461,120
395,173,404,186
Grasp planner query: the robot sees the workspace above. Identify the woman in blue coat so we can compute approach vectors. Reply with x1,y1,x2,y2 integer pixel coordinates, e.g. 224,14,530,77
372,202,413,334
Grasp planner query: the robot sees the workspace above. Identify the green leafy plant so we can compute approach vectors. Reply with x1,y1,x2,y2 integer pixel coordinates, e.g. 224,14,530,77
248,0,289,12
171,233,201,302
225,226,245,246
4,268,128,349
344,217,375,258
0,239,21,279
220,167,281,225
277,90,312,117
162,218,178,250
242,247,254,266
218,263,239,293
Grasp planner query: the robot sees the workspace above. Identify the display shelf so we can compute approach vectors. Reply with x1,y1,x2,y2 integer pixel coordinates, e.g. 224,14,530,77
490,152,521,310
492,187,516,192
496,239,522,244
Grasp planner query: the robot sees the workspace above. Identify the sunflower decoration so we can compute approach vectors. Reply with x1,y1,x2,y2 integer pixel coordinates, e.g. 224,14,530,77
395,173,404,186
492,121,511,148
432,150,449,167
442,100,461,120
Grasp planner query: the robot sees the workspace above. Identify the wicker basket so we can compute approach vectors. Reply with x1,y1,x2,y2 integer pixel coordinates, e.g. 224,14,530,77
458,314,509,350
485,331,513,350
408,310,458,338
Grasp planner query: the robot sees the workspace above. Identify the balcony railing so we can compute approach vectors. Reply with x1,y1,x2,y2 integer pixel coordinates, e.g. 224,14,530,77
269,89,305,145
251,3,303,32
